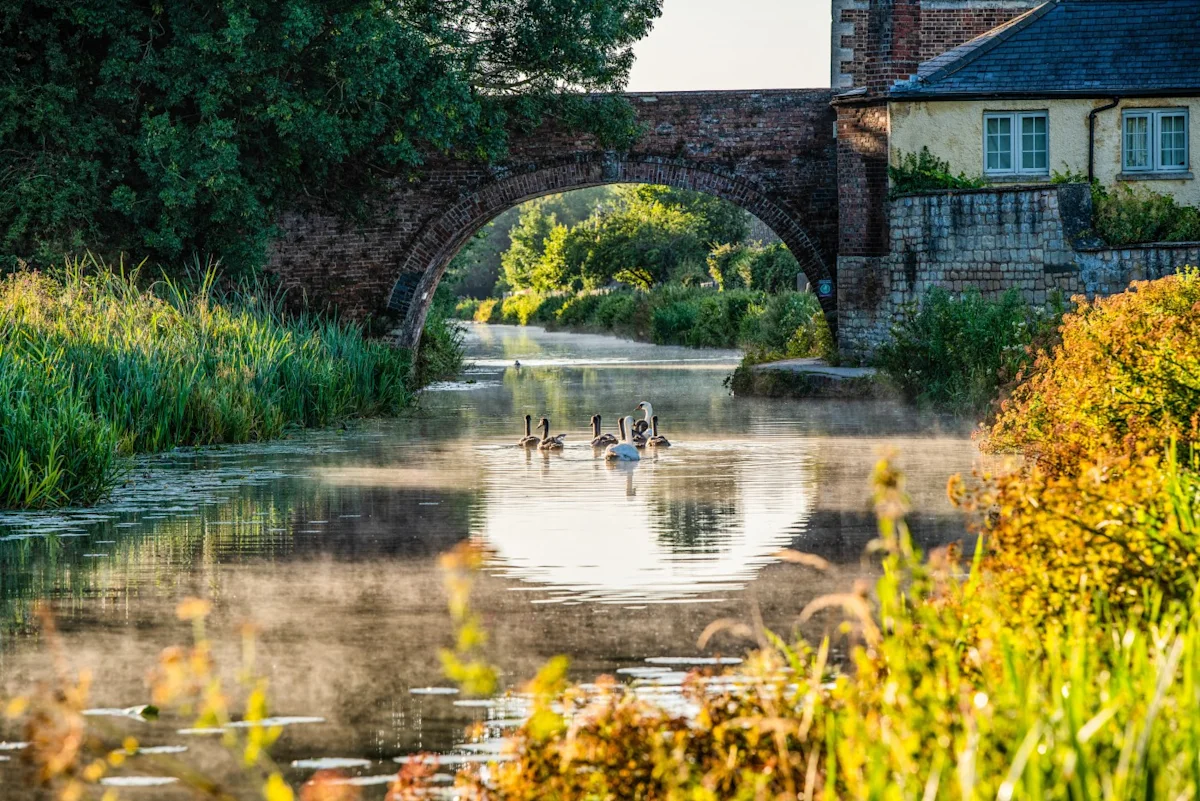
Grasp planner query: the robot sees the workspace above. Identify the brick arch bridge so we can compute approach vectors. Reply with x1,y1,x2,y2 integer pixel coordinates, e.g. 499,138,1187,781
267,89,838,349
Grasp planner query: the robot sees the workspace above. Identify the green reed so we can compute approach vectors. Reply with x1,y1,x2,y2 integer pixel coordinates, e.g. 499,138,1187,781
0,259,417,509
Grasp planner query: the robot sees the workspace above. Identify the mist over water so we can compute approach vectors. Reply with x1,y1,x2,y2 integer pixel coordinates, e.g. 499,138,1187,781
0,323,981,796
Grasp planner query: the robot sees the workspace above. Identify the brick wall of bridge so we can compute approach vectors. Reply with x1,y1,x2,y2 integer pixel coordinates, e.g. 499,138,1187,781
266,90,838,343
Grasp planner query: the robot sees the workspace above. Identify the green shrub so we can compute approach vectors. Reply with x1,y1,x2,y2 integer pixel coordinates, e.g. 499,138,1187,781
1093,184,1200,245
593,292,638,330
500,293,547,325
744,243,804,293
889,147,986,196
875,287,1063,413
453,298,482,320
555,293,604,327
1052,172,1200,246
473,297,501,323
649,300,699,344
529,294,568,324
689,295,734,348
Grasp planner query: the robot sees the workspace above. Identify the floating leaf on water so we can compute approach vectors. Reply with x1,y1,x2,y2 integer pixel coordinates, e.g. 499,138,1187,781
644,657,743,666
409,687,459,696
451,699,496,708
176,728,224,735
290,757,371,770
0,742,29,751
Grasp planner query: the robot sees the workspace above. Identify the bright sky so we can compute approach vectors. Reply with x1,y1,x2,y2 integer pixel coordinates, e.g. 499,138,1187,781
627,0,832,92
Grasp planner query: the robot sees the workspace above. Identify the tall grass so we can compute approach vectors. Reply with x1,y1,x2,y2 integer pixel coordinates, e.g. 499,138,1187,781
0,261,422,509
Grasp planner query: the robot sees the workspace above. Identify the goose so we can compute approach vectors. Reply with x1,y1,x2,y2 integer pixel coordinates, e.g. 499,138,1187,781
633,401,654,437
590,414,619,447
604,416,641,461
537,417,566,451
517,414,540,448
647,415,671,448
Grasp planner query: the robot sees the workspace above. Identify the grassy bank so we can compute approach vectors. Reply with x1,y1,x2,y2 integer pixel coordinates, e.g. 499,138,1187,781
0,263,460,509
456,286,832,355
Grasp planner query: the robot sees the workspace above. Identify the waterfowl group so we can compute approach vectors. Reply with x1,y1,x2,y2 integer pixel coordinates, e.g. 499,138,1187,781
514,400,672,459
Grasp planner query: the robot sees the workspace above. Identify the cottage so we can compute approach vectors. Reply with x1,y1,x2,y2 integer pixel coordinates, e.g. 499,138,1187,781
887,0,1200,204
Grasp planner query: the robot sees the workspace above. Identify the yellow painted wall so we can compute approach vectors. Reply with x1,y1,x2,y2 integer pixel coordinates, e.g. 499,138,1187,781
888,98,1200,205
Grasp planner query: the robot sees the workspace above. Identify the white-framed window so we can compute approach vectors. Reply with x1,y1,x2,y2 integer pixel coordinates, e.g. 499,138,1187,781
984,111,1049,176
1123,109,1189,173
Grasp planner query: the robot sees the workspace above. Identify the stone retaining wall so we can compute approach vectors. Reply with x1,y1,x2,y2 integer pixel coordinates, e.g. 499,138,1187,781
838,183,1200,356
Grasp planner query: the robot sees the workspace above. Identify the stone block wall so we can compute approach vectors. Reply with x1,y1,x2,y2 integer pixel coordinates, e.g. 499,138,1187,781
838,183,1200,356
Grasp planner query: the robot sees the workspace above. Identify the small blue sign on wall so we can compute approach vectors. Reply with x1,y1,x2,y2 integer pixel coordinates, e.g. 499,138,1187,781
816,278,833,299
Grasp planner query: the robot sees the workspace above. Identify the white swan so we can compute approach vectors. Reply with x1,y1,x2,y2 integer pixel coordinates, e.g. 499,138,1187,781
604,416,641,461
537,417,566,451
590,414,618,447
517,414,540,448
647,415,671,448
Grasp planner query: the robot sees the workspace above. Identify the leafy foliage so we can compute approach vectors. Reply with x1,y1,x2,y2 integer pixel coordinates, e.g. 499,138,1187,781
989,269,1200,474
889,147,986,196
0,0,661,271
1092,184,1200,246
495,185,754,292
875,287,1064,413
1051,171,1200,246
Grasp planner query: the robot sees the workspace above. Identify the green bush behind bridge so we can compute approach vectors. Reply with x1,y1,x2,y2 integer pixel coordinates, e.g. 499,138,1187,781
0,260,460,509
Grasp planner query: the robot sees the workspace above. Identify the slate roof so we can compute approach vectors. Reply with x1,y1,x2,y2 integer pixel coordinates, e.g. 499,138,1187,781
891,0,1200,99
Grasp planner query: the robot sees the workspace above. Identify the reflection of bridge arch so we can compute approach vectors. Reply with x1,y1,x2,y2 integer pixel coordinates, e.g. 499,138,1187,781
388,157,835,348
266,89,838,350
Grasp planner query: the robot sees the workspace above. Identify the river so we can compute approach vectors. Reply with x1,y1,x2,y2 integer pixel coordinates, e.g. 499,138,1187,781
0,324,980,796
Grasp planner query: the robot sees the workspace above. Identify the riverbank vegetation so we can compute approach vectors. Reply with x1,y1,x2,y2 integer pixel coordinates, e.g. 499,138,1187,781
458,286,831,353
0,261,457,509
874,287,1065,413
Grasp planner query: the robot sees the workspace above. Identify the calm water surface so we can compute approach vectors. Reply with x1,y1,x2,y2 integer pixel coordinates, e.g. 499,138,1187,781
0,324,983,796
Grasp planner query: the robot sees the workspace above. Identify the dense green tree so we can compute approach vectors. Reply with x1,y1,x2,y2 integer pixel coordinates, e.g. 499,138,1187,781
0,0,661,271
501,205,560,290
620,186,750,248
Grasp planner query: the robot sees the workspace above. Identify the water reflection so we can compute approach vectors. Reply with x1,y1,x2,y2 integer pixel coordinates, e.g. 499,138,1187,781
0,323,983,796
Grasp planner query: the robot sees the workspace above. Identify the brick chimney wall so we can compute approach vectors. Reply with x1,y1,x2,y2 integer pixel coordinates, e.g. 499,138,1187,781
831,0,1043,94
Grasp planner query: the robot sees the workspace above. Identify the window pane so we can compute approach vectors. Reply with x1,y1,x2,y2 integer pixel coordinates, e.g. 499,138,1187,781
1124,115,1150,170
1021,114,1048,172
1160,113,1187,169
986,116,1012,172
